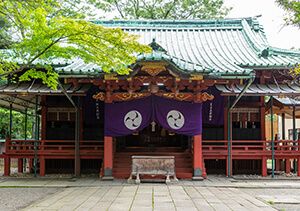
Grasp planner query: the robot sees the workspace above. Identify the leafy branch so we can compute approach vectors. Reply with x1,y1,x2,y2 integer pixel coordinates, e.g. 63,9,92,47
0,0,151,89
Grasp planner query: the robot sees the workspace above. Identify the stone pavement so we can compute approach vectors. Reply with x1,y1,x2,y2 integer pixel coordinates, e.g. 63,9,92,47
0,176,299,210
24,185,275,211
1,175,300,188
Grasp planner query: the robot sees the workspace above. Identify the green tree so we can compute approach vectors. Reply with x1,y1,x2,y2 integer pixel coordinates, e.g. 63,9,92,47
0,0,151,89
101,0,231,19
276,0,300,73
277,0,300,27
0,17,12,49
0,108,34,139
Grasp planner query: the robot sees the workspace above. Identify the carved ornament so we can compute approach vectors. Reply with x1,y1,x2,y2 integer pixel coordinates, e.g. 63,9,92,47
141,64,166,76
104,74,118,80
190,74,203,80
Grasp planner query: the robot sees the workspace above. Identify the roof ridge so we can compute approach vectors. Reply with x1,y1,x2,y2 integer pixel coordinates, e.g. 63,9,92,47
92,17,259,28
265,46,300,57
240,19,268,52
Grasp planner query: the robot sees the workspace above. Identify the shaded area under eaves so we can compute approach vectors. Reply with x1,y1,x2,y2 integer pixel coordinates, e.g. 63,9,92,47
0,82,91,112
266,96,300,119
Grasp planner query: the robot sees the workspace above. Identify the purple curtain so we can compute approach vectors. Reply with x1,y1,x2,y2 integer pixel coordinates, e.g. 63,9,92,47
202,87,224,126
104,96,202,137
104,97,152,137
152,96,202,136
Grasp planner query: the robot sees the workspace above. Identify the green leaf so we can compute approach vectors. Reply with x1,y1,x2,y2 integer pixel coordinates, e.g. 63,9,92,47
0,0,151,89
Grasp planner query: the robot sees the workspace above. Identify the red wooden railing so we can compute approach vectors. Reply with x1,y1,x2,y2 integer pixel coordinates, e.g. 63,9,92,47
4,139,104,159
2,139,300,160
202,139,300,159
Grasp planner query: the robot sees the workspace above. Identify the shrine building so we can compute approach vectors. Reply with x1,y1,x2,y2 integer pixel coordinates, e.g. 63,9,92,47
1,17,300,179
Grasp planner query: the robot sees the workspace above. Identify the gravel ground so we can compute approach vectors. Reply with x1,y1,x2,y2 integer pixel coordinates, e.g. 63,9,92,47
0,188,61,211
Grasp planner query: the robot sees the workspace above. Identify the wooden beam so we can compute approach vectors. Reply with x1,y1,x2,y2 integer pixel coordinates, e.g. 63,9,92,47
93,91,214,103
74,97,81,177
41,96,47,140
282,113,285,140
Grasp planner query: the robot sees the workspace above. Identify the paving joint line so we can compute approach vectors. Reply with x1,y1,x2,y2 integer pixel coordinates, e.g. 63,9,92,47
167,184,177,211
182,186,200,211
106,186,124,211
128,184,139,211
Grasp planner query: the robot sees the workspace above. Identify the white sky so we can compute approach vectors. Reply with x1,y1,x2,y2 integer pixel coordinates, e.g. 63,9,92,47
224,0,300,49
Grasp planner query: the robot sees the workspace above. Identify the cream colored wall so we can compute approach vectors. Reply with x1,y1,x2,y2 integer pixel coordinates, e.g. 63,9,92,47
278,115,300,140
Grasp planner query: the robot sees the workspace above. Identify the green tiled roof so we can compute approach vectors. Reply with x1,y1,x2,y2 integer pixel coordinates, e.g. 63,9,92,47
57,18,300,78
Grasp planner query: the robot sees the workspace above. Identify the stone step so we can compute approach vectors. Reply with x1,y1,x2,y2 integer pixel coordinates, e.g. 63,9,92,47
113,172,193,179
113,148,193,179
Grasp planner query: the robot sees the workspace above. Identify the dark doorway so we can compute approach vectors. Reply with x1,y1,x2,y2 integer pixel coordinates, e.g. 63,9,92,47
116,125,190,150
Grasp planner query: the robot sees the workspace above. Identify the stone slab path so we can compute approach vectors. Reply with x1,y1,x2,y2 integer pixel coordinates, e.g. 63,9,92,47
1,176,300,210
24,185,276,211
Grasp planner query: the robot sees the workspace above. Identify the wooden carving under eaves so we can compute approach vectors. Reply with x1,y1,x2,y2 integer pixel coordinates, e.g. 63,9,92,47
197,92,215,102
156,92,214,103
93,92,106,101
140,61,167,76
112,93,151,101
190,74,203,80
104,73,118,81
93,91,214,103
93,92,151,102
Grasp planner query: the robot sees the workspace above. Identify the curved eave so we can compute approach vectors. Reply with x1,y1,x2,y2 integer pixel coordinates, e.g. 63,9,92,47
239,63,299,70
207,70,255,79
57,62,254,80
57,71,104,78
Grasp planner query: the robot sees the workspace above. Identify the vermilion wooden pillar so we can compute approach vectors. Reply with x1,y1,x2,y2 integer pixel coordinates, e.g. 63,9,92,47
40,139,45,176
41,96,47,140
4,137,10,176
262,157,267,177
40,156,45,176
285,159,291,174
275,159,281,171
103,136,113,179
39,96,47,176
29,158,33,173
260,95,267,177
260,75,267,177
260,107,266,141
4,157,10,176
224,98,228,140
18,159,23,173
80,102,84,141
193,134,204,180
298,157,300,177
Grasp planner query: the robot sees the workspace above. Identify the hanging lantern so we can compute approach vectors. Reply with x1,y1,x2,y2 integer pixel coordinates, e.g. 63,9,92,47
151,121,156,132
169,131,175,136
